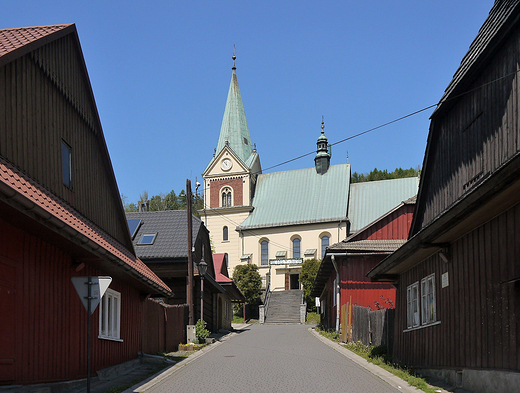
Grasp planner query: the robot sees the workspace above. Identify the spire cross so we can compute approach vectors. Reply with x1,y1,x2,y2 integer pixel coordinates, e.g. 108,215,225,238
232,44,236,70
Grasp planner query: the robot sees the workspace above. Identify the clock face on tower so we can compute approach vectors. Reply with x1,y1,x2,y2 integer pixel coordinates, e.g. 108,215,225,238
221,158,232,171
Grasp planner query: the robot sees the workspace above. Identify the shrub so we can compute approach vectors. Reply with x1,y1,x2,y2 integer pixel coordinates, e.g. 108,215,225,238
195,319,210,343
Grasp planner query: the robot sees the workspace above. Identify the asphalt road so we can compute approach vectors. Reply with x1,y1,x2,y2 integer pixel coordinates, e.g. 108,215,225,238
138,324,406,393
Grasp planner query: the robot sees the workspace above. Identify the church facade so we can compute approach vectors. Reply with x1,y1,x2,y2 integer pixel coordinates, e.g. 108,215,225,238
201,58,419,292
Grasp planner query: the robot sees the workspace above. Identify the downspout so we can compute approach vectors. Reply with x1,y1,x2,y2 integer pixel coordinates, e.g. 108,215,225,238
331,255,340,332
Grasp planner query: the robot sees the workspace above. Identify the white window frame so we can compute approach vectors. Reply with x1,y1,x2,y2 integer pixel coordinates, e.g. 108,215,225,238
421,274,436,325
407,281,420,329
98,288,122,341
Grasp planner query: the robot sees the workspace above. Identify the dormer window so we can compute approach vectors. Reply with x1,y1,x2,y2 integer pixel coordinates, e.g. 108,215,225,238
221,187,232,207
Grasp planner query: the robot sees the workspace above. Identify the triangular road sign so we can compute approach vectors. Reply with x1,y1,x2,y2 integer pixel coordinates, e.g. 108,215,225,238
71,276,112,315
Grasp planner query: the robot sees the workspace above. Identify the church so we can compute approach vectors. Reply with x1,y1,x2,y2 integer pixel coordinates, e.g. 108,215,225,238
201,56,419,292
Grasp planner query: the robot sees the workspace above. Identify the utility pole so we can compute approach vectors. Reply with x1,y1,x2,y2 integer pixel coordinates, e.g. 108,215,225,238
186,179,194,325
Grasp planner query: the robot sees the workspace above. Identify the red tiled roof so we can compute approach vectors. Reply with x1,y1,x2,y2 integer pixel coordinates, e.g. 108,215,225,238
0,156,172,295
213,253,232,283
0,24,72,58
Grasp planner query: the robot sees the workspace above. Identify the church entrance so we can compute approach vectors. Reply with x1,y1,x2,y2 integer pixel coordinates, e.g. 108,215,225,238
290,274,300,290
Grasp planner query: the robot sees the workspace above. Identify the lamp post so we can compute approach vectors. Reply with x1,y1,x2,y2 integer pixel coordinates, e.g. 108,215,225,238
198,257,208,322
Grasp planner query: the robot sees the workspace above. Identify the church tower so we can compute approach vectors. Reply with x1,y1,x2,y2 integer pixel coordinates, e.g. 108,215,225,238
201,55,261,266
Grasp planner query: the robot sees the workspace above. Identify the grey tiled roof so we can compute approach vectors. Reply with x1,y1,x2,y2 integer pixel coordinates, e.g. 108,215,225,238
126,210,202,259
328,239,406,253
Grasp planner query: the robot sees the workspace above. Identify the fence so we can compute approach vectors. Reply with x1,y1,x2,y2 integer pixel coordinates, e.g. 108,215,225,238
141,299,188,354
341,304,394,352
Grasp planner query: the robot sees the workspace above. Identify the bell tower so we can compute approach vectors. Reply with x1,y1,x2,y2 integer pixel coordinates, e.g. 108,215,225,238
314,120,331,174
201,54,261,266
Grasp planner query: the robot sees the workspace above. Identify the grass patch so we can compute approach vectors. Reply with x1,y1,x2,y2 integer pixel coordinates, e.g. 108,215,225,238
315,327,441,393
306,312,320,325
232,313,246,323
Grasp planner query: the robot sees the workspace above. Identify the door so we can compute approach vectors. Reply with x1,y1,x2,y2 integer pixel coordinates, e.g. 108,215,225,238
290,274,300,290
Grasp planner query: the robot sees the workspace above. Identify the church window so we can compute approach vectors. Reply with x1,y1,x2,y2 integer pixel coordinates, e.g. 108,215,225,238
293,238,301,259
221,187,232,207
321,235,329,258
261,240,269,266
223,226,228,241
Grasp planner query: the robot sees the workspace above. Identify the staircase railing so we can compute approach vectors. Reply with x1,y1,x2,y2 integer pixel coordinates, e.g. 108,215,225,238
259,283,271,324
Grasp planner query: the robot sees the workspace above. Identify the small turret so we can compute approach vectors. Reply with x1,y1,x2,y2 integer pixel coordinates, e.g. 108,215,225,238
315,120,331,174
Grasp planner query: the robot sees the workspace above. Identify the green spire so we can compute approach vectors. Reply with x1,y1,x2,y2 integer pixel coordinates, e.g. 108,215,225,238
216,55,253,164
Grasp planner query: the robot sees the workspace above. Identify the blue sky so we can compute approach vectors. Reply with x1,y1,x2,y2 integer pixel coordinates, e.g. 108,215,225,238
4,1,493,202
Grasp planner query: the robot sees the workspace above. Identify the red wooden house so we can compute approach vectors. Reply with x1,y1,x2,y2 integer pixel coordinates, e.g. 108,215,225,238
0,24,172,386
368,2,520,391
312,196,415,332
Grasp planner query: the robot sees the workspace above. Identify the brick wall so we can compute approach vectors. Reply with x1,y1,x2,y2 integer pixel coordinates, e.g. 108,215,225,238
210,177,244,207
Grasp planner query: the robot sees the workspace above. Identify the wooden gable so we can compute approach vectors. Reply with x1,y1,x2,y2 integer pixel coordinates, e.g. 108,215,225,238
0,25,133,250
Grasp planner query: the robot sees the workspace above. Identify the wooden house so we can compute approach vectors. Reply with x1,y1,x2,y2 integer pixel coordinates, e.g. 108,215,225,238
368,2,520,391
0,24,172,386
126,210,229,332
213,253,245,331
312,196,415,332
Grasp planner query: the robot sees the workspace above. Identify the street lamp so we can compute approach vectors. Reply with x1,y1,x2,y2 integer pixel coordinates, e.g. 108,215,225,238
198,257,208,322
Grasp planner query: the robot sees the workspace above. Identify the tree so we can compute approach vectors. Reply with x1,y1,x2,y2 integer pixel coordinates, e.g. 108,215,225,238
232,264,262,306
300,258,321,312
351,166,421,183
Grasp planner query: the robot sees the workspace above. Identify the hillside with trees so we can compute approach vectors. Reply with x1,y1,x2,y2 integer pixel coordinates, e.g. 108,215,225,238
121,190,204,217
350,167,420,183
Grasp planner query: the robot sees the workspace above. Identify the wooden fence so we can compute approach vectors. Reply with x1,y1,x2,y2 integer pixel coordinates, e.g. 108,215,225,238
341,304,394,352
141,299,188,354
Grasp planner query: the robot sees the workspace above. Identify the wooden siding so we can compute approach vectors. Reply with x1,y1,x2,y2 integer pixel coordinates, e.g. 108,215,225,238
0,33,131,249
340,256,395,310
414,27,520,233
394,203,520,371
141,300,187,353
0,217,144,384
352,204,414,241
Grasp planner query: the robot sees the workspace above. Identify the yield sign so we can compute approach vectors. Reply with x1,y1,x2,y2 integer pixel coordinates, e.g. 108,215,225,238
71,276,112,314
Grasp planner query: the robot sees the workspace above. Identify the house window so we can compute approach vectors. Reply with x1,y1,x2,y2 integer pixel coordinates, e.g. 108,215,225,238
407,282,419,328
223,226,228,241
321,235,329,258
62,141,72,188
99,288,121,341
261,240,269,266
293,238,301,258
221,187,232,207
138,234,156,245
421,274,436,325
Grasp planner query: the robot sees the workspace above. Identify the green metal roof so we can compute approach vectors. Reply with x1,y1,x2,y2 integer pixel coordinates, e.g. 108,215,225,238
348,177,419,233
237,164,351,230
216,68,253,165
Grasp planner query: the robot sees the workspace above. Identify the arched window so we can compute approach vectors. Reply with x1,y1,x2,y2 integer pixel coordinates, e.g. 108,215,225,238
261,240,269,266
223,226,228,241
293,238,301,258
221,187,232,207
321,235,329,258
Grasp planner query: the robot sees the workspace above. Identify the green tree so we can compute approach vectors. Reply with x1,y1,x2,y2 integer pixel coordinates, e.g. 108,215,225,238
232,264,262,306
300,258,321,312
351,166,420,183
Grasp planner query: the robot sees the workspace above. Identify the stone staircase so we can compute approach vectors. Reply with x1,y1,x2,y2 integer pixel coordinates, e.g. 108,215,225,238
264,290,304,324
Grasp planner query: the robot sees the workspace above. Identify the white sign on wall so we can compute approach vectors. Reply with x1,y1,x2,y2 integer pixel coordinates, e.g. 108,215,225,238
442,272,449,288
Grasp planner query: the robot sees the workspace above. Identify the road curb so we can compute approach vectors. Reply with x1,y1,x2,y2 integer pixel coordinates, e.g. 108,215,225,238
124,327,247,393
308,327,424,393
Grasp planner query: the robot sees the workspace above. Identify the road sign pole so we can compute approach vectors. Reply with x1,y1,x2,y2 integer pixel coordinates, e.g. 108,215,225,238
87,275,92,393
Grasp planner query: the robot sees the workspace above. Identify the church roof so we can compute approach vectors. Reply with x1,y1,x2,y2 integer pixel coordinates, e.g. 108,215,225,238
348,177,419,233
215,65,254,165
237,164,351,230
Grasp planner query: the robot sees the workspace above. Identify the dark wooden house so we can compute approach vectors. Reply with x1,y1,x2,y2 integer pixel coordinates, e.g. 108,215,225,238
126,210,227,332
0,24,172,386
368,2,520,391
312,196,415,332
